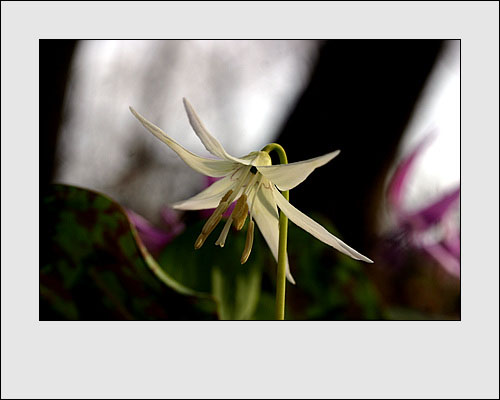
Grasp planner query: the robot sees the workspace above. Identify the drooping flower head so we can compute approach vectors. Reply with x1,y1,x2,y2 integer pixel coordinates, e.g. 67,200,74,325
130,99,373,283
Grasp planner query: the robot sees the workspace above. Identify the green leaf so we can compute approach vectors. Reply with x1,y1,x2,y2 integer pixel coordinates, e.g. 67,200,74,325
212,258,262,321
158,219,264,320
40,184,216,320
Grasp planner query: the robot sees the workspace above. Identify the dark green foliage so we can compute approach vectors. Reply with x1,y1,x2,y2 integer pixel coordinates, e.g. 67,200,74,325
40,184,216,320
283,213,383,320
40,184,385,321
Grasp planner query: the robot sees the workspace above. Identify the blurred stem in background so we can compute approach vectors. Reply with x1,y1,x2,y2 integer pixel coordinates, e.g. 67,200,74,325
262,143,289,320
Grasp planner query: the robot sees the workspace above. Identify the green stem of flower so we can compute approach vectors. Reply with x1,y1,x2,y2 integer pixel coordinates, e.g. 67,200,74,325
262,143,289,321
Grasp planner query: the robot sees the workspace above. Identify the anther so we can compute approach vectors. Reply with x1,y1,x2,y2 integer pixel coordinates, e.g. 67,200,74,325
232,194,247,217
232,194,249,230
240,220,255,264
194,233,206,250
234,203,248,231
201,211,223,236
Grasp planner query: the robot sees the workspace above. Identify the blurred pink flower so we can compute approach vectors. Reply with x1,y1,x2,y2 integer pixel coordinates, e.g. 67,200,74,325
386,135,460,277
126,207,185,254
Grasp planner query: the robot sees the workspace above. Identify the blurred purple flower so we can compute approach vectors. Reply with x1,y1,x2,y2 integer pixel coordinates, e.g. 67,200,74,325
130,176,232,254
126,207,185,254
386,135,460,277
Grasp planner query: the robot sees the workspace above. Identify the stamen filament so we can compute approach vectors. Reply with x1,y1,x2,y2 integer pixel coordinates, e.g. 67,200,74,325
225,166,252,205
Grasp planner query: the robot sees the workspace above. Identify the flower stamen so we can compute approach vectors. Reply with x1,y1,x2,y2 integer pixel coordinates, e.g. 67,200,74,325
241,219,255,264
234,204,249,231
225,166,252,204
232,194,249,231
199,166,254,249
194,189,233,249
229,170,260,228
220,189,234,203
213,169,259,250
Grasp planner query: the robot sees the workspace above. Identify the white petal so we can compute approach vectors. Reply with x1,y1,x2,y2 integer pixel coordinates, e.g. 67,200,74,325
251,182,295,284
172,174,236,210
271,185,373,263
172,167,248,210
182,98,251,165
256,150,340,191
130,106,236,177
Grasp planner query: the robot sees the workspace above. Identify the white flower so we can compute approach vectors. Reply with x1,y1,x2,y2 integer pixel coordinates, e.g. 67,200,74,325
130,99,373,284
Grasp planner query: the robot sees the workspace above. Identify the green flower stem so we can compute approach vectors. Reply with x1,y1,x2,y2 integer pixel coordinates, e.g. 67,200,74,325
262,143,289,320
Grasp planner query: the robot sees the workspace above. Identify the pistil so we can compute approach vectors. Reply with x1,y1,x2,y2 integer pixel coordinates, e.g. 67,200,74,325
215,216,233,247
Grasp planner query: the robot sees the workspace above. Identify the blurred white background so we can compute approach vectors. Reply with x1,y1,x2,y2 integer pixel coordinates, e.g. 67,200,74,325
55,40,321,222
393,40,460,213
